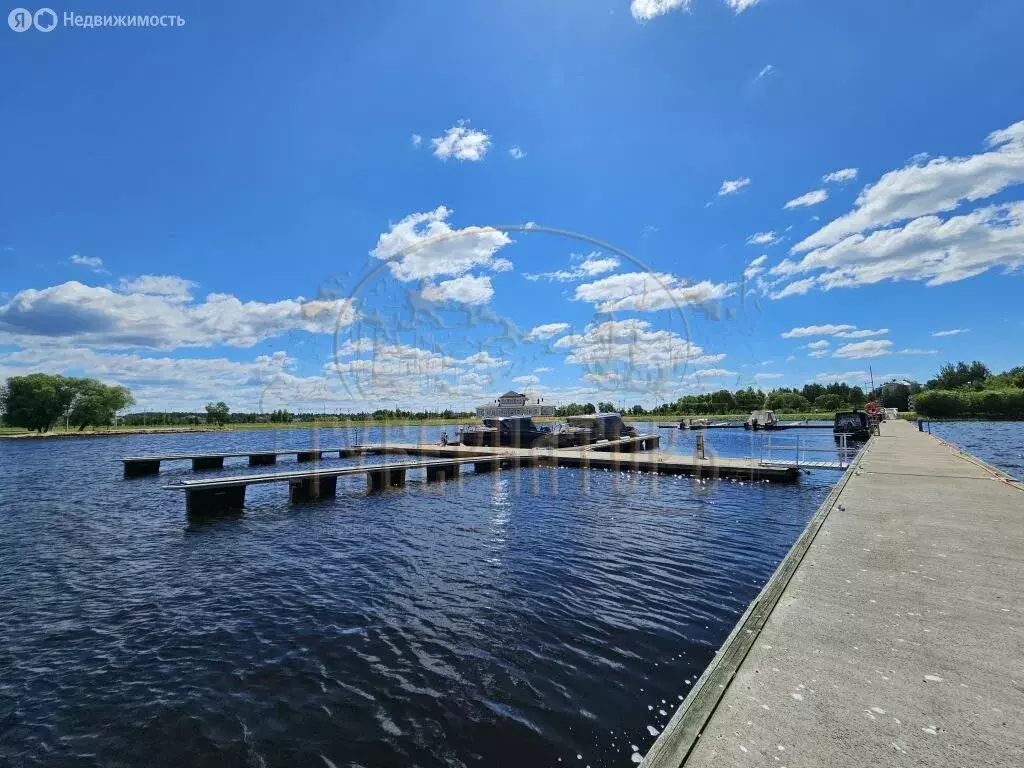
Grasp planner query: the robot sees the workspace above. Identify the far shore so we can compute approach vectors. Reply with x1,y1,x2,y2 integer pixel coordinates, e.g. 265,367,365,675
0,411,922,439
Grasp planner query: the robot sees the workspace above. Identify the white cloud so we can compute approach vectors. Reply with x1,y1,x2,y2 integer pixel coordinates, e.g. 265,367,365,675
420,274,494,305
834,328,888,338
118,274,195,300
899,348,939,355
509,146,526,160
0,279,356,349
743,255,767,280
754,64,773,81
932,328,968,337
490,258,514,272
814,370,867,382
781,324,855,339
694,368,736,377
533,366,553,373
370,205,511,281
69,254,105,272
808,349,829,359
630,0,691,21
574,272,734,312
583,372,621,384
719,177,752,196
512,374,540,386
725,0,760,11
462,351,510,369
431,120,492,161
525,322,571,341
754,372,784,380
784,189,829,209
833,339,893,359
411,134,422,148
746,231,779,246
554,319,710,372
524,252,620,282
774,202,1024,292
795,120,1024,253
769,277,816,299
823,168,858,184
806,340,831,350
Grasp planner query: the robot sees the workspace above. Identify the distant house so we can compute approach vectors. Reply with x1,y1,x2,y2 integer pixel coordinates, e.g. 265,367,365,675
476,391,556,418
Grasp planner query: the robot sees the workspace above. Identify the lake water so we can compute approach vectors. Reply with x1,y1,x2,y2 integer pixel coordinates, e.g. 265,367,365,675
0,423,845,767
926,420,1024,479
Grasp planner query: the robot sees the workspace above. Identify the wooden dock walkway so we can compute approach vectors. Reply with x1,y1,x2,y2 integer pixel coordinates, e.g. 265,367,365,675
122,447,364,476
641,419,1024,768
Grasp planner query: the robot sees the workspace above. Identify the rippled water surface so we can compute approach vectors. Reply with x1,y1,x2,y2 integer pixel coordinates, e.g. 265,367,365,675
926,420,1024,479
0,424,843,767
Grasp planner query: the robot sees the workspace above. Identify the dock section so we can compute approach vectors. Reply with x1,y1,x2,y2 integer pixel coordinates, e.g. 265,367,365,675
122,447,363,476
642,419,1024,768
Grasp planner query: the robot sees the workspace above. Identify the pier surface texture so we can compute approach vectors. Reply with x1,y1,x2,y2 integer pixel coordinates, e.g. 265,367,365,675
643,419,1023,768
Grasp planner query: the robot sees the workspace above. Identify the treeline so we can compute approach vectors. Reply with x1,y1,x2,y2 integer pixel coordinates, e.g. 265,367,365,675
915,362,1024,418
640,382,870,416
0,374,134,432
120,407,478,425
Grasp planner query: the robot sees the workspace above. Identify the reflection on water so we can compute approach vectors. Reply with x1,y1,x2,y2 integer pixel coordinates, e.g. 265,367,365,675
0,424,837,767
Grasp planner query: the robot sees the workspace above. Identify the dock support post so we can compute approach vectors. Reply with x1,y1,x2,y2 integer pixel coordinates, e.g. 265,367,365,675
249,453,277,466
296,450,323,463
696,434,706,460
192,456,225,471
123,459,161,477
340,448,364,459
426,463,460,482
366,468,406,492
474,458,504,474
289,475,338,502
186,485,245,515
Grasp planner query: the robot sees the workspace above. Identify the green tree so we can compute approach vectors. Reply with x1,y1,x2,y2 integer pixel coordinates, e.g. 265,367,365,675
813,393,844,411
205,401,230,426
926,361,991,390
597,401,615,413
0,374,82,432
583,402,597,414
766,392,810,411
69,380,134,430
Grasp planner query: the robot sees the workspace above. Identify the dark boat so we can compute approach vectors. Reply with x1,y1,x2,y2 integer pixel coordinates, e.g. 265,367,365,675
458,416,554,448
833,410,872,441
744,409,781,431
562,413,637,444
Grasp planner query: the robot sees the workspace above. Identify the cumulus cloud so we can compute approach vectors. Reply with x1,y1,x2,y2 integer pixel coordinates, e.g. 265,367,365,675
512,374,540,386
525,322,571,341
411,134,422,148
509,146,526,160
69,254,106,273
554,318,709,370
420,274,494,305
814,370,867,382
806,340,831,350
574,272,734,312
743,255,767,280
747,231,779,246
823,168,858,184
694,368,735,377
781,324,856,339
631,0,691,21
431,120,492,161
524,252,620,282
719,177,752,196
808,349,829,359
795,120,1024,253
769,277,816,299
932,328,968,337
118,274,195,300
774,202,1024,293
725,0,760,11
832,339,893,359
0,279,356,349
370,205,511,281
784,189,829,209
834,328,888,338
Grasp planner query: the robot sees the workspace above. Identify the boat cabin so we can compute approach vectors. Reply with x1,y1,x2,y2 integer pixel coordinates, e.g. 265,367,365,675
459,416,551,448
744,410,778,430
564,413,636,441
833,410,872,441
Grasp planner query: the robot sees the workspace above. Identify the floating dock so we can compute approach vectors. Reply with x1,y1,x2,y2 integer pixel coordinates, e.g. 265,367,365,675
161,432,818,513
642,419,1024,767
121,447,363,476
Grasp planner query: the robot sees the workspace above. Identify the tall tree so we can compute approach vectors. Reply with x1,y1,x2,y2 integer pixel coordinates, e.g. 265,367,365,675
205,401,231,426
0,374,82,432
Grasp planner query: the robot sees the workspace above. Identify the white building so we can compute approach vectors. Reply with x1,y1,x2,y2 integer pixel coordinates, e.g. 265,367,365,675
476,391,556,418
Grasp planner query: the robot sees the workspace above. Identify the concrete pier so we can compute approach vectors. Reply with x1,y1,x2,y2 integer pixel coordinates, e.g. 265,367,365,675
122,447,352,476
366,467,407,492
642,419,1024,768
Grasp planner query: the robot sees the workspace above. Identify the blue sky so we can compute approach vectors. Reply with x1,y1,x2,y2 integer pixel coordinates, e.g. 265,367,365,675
2,0,1023,411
